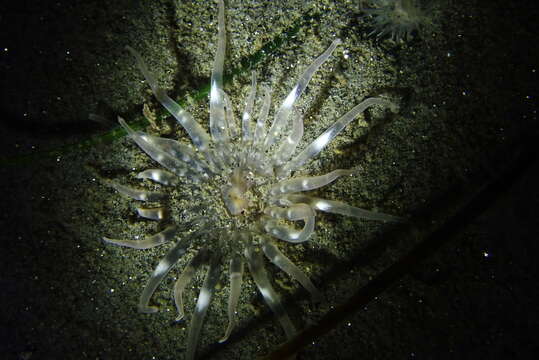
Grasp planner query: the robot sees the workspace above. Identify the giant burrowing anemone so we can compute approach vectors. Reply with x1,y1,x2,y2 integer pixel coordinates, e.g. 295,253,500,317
103,0,402,358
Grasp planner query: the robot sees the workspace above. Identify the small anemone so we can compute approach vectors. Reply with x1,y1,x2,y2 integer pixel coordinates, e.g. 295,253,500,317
362,0,429,41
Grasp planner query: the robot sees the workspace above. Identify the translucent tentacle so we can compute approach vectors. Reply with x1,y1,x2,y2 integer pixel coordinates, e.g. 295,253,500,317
109,182,166,202
209,0,228,145
269,169,353,197
124,46,211,153
272,109,303,166
263,203,316,243
137,169,178,186
244,244,296,339
118,118,203,182
253,85,271,147
243,85,273,174
138,133,213,177
263,39,342,149
284,194,404,222
277,97,396,177
221,89,239,140
219,255,244,343
217,89,237,165
262,238,322,302
242,71,257,143
138,237,190,313
186,255,221,360
136,206,168,220
102,224,177,250
265,203,314,221
173,249,209,321
238,72,258,166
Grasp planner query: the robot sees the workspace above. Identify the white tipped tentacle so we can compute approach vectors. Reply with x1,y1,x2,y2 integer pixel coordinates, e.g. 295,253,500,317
174,250,209,321
118,118,204,182
124,46,212,155
109,181,166,202
269,169,354,197
283,194,404,222
102,225,177,250
138,133,213,177
242,71,257,143
272,109,304,167
263,38,342,150
252,85,271,147
263,203,316,243
262,238,322,302
277,97,395,177
221,89,239,140
209,0,228,148
217,88,238,165
138,238,189,314
136,169,178,186
186,255,221,360
219,255,244,343
245,85,274,175
136,206,168,220
245,243,297,340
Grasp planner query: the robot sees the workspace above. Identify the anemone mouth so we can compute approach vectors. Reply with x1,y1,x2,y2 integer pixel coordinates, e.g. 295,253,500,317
221,167,252,216
101,0,403,359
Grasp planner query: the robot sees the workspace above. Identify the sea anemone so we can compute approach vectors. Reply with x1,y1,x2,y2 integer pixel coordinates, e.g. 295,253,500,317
362,0,429,41
102,0,402,358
